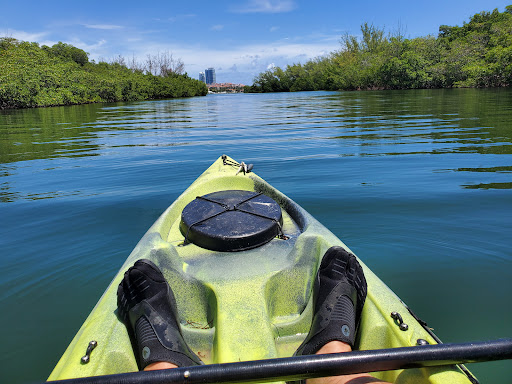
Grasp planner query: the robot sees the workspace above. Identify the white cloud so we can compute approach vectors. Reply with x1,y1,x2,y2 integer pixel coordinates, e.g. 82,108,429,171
211,25,224,31
267,63,276,70
161,39,336,83
191,41,329,70
270,26,280,32
134,36,333,81
84,24,123,30
73,39,108,52
231,0,296,14
1,29,49,42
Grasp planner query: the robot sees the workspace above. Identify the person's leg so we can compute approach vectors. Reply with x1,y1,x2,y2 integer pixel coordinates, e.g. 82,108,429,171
296,246,391,384
144,361,177,371
117,259,202,370
308,341,389,384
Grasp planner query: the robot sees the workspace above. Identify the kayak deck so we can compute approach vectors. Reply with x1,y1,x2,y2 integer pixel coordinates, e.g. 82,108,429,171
48,156,476,383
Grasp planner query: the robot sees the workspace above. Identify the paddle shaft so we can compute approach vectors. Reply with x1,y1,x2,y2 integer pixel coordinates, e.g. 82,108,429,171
47,339,512,384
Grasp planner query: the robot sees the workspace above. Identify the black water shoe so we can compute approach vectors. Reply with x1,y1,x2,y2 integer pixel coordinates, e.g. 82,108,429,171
117,259,203,369
294,246,367,356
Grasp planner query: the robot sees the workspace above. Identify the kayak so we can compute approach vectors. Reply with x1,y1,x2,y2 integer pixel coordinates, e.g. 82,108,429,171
48,155,479,383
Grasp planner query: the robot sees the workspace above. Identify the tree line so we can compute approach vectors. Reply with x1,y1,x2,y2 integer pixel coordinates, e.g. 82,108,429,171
245,5,512,93
0,38,208,109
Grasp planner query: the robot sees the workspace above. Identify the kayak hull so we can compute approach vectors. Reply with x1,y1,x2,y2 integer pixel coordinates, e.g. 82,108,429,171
49,156,476,383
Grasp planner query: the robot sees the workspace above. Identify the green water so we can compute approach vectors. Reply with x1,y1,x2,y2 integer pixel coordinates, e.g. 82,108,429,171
1,89,511,383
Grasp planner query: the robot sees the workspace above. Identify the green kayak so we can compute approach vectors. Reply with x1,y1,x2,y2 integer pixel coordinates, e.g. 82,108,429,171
48,155,479,384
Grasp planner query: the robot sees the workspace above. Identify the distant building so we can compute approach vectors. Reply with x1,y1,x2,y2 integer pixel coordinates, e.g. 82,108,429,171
207,83,246,93
199,72,205,83
205,68,216,85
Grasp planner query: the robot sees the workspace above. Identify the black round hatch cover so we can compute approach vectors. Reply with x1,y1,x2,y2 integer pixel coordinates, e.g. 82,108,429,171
180,190,283,252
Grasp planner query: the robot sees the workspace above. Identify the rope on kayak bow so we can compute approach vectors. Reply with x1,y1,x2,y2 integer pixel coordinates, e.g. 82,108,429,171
182,192,288,246
222,154,253,175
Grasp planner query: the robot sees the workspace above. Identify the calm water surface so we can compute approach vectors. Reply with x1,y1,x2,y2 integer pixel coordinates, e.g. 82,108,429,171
1,89,511,383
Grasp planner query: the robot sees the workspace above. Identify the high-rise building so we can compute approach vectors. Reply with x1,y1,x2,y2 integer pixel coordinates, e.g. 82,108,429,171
205,68,216,85
199,72,205,83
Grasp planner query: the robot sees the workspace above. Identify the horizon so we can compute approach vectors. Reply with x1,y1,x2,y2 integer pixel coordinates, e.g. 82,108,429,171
1,0,511,85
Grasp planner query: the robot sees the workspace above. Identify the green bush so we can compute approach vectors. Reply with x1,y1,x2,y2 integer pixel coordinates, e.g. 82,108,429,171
0,39,208,109
247,5,512,92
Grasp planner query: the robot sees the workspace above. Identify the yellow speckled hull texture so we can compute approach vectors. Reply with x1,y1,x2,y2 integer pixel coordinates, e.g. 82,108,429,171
48,156,475,384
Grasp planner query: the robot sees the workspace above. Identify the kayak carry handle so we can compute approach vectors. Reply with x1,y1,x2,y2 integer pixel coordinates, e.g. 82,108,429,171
80,341,97,364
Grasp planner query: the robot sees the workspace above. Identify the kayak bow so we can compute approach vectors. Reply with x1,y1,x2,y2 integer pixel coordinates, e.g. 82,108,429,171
49,155,488,384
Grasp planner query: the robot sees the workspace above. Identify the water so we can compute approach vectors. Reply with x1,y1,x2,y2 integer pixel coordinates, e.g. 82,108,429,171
1,89,511,383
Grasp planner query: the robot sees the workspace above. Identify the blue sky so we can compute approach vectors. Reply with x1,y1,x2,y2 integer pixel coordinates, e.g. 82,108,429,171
1,0,511,84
